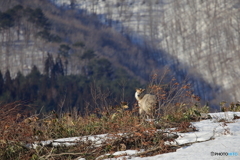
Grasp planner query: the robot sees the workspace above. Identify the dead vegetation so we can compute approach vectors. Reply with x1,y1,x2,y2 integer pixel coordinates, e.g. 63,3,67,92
0,98,204,160
0,74,210,159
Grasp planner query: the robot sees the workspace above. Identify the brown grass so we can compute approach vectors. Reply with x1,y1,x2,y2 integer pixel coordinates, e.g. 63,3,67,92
0,74,209,159
0,99,198,160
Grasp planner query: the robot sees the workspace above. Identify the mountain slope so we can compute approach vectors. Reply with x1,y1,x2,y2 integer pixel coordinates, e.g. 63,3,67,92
51,0,240,105
0,0,158,83
1,0,238,108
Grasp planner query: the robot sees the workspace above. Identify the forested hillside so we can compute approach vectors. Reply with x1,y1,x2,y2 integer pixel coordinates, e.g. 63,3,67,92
0,0,161,113
53,0,240,106
0,0,160,79
1,0,238,111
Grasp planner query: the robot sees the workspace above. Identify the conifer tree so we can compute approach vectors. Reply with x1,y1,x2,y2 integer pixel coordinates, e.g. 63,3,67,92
44,53,54,77
4,70,12,92
54,55,64,76
0,71,4,95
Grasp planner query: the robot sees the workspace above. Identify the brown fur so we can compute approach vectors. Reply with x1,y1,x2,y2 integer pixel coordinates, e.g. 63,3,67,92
135,88,157,118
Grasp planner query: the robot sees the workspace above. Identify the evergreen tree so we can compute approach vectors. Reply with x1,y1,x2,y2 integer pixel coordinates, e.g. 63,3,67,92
88,58,113,79
81,49,96,60
13,71,24,99
0,71,4,95
26,7,50,30
44,53,54,77
54,55,64,76
0,12,14,30
3,70,16,100
4,70,12,92
36,29,62,43
6,4,23,23
27,66,41,100
28,65,41,78
8,5,24,40
58,44,71,57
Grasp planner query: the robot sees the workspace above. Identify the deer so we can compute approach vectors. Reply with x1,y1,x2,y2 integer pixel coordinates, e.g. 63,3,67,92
135,88,157,119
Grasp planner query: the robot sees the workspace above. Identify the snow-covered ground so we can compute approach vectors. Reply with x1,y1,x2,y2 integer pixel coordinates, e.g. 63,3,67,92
101,112,240,160
31,112,240,160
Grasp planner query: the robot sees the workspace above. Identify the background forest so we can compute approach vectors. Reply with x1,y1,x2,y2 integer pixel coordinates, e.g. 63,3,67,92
0,1,146,114
2,0,237,113
0,56,140,114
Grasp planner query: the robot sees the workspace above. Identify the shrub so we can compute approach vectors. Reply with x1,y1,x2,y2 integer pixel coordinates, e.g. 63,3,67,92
147,72,209,122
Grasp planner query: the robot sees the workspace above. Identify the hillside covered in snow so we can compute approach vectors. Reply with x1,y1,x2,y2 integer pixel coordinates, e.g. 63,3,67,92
53,0,240,105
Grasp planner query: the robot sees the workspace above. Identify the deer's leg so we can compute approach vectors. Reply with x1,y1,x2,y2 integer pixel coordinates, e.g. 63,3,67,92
139,107,143,115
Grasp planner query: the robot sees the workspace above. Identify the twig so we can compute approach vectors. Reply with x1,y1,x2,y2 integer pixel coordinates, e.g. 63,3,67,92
44,147,54,159
41,152,87,159
136,146,162,156
171,136,215,148
136,135,215,157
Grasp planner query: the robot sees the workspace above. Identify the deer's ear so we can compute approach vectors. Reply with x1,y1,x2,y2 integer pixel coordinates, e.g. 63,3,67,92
142,89,146,92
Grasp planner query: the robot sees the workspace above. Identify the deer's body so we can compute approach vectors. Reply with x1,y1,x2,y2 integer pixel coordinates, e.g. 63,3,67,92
135,88,157,117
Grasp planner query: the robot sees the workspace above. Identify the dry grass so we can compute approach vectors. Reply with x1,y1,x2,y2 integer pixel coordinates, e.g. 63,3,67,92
220,101,240,112
0,100,198,160
0,74,210,159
